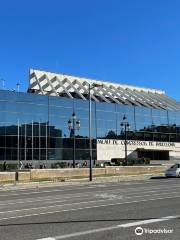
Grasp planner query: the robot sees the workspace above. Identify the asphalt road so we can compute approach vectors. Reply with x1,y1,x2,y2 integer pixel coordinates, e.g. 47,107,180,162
0,178,180,240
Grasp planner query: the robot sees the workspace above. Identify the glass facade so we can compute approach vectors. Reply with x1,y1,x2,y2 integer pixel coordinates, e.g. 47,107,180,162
0,90,179,165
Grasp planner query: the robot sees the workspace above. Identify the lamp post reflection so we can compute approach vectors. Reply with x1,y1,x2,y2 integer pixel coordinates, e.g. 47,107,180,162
120,115,130,166
68,112,80,168
89,83,103,181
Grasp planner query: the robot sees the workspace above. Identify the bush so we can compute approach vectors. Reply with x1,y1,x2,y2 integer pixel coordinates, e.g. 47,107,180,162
127,158,150,166
7,163,18,170
0,163,18,171
144,158,150,165
104,162,111,167
127,159,135,166
111,158,124,166
51,162,68,168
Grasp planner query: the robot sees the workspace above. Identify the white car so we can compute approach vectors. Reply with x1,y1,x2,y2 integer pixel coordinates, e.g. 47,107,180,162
165,164,180,177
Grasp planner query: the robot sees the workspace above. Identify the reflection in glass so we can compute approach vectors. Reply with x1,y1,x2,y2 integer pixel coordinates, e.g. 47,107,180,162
0,90,179,163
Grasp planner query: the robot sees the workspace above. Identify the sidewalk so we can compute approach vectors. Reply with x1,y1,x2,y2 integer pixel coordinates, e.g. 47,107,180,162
0,173,165,191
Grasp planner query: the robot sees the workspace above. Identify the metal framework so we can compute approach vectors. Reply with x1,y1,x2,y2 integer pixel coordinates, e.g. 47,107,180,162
28,69,180,111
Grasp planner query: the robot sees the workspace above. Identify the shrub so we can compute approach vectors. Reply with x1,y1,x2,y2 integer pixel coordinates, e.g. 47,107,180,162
127,159,135,166
51,162,68,168
127,158,150,166
144,158,150,165
0,163,18,171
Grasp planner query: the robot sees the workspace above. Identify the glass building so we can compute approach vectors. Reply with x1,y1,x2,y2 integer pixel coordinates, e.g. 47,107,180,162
0,69,180,167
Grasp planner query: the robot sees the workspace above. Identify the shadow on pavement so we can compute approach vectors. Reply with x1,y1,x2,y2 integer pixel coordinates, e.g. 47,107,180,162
1,217,180,227
150,176,167,179
150,176,180,179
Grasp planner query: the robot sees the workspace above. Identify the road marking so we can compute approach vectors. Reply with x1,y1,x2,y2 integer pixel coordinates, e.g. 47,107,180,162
0,189,178,214
37,238,55,240
0,193,102,208
0,194,180,221
118,215,179,227
0,198,115,214
36,225,120,240
36,215,180,240
0,188,177,214
1,183,179,207
95,193,123,200
1,182,180,197
0,185,96,197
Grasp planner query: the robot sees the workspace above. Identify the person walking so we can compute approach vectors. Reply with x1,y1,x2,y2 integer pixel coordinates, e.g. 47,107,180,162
3,161,7,171
20,160,23,170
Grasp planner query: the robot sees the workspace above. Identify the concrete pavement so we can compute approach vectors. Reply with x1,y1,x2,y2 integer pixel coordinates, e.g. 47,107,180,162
0,178,180,239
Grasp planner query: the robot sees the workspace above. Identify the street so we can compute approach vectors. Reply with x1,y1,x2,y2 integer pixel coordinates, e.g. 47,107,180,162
0,178,180,240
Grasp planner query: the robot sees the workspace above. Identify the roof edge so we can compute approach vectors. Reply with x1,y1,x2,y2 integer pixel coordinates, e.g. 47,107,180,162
29,68,165,95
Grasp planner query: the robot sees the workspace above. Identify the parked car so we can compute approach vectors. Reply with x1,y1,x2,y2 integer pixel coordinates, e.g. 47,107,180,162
165,164,180,177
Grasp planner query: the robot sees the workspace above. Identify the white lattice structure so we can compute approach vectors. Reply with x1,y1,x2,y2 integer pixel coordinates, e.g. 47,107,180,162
28,69,180,111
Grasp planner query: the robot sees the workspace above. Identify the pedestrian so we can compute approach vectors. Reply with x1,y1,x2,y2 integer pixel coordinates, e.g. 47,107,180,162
29,163,33,169
20,160,23,169
3,161,7,171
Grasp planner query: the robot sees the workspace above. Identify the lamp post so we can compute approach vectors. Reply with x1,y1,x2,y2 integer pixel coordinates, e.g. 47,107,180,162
16,82,20,92
0,78,5,90
68,112,80,168
120,115,130,166
89,83,103,181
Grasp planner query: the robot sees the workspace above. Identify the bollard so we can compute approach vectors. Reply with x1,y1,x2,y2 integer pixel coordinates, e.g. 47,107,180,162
15,171,19,182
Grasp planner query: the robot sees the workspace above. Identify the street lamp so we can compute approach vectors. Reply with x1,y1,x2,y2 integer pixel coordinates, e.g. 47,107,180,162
68,112,80,168
16,82,20,92
120,115,130,166
0,78,5,90
89,83,103,181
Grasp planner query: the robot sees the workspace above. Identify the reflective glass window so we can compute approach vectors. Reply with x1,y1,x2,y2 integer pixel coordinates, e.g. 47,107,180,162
74,109,89,119
74,99,89,109
5,136,18,147
0,148,5,160
49,96,73,108
168,111,176,125
76,127,89,138
144,132,153,141
49,107,73,117
96,102,116,112
169,134,176,142
117,104,130,114
176,112,180,125
177,133,180,141
0,135,5,147
96,111,116,121
97,120,116,130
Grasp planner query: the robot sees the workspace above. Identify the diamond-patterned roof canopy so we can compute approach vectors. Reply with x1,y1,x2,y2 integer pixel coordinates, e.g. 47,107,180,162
28,69,180,111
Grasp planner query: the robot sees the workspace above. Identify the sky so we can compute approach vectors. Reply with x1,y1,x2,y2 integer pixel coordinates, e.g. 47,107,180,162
0,0,180,100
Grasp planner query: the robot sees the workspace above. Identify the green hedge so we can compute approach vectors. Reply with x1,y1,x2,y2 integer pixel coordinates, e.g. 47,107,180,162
0,163,18,171
110,157,150,166
51,162,68,168
127,158,150,166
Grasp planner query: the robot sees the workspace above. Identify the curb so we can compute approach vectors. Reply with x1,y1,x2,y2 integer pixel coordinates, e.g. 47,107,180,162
0,173,165,190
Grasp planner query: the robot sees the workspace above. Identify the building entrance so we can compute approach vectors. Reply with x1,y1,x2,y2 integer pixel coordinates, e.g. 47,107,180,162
137,150,169,160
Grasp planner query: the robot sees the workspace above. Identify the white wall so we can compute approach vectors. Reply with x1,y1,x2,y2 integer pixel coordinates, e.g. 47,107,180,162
97,139,180,161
